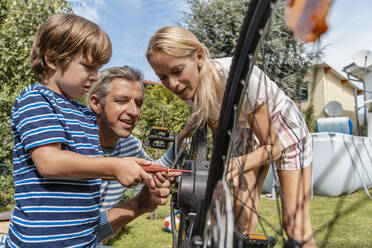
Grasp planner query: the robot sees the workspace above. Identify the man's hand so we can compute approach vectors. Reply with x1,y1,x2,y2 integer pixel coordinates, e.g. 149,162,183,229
150,171,180,185
136,172,171,213
107,172,171,233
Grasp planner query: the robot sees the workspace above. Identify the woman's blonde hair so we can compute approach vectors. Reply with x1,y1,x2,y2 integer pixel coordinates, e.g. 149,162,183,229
146,26,225,129
30,13,112,79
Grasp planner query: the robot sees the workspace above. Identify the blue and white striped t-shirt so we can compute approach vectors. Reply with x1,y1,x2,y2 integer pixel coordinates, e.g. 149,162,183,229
7,83,102,248
100,135,174,211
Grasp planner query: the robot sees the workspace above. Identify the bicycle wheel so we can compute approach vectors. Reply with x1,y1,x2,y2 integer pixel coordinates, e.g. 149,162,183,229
190,0,282,246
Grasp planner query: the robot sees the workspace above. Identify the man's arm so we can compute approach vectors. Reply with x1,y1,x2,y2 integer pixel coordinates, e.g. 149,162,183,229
97,176,171,241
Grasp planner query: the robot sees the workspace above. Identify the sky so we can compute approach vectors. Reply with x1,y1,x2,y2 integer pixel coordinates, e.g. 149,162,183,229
71,0,188,82
71,0,372,83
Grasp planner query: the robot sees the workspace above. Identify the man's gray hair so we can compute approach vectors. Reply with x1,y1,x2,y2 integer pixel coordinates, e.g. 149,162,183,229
88,66,144,109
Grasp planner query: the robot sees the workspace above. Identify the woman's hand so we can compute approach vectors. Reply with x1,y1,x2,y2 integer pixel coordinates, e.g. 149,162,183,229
226,157,244,187
231,104,281,171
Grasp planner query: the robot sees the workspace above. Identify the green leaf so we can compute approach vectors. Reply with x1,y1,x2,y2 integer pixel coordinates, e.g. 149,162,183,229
0,0,72,206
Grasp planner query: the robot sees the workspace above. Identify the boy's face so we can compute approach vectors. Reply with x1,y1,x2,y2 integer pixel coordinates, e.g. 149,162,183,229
47,53,101,100
98,78,143,140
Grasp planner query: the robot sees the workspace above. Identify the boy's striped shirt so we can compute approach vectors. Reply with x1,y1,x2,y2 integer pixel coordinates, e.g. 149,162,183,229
7,83,102,248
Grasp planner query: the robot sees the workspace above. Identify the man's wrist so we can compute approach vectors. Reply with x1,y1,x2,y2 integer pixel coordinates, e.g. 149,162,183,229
107,198,139,232
132,188,150,215
97,210,116,241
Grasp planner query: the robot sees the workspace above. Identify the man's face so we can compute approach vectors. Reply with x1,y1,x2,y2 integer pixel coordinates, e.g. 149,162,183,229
100,78,143,139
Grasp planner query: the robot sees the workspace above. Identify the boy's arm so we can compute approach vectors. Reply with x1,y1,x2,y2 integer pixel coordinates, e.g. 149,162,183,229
30,142,151,186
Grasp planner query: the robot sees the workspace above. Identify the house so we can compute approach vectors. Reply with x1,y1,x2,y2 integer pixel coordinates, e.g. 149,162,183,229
344,62,372,137
297,63,362,134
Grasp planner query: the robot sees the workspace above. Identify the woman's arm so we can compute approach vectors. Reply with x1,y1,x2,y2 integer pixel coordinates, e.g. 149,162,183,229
228,103,281,178
30,143,151,186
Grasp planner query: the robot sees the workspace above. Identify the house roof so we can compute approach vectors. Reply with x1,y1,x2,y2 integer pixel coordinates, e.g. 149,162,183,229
143,80,163,87
312,62,361,90
343,62,372,80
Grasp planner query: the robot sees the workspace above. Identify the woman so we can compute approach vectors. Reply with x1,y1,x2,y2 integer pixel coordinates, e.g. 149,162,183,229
146,26,316,247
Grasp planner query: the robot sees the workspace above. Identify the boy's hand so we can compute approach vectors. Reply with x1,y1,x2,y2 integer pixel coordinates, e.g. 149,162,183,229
114,157,151,187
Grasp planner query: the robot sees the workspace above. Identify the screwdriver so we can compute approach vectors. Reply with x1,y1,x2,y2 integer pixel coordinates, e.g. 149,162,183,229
141,164,192,174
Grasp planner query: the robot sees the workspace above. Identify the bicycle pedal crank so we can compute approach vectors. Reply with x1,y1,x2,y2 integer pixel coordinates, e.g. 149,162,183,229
241,234,276,248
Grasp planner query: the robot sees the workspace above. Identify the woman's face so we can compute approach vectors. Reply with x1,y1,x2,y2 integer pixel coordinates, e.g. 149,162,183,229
148,51,203,101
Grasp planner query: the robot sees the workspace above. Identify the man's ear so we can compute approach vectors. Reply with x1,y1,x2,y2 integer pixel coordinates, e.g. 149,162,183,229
90,94,102,114
44,50,58,70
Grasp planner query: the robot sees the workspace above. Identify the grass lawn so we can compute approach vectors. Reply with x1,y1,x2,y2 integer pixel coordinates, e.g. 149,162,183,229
106,189,372,248
105,203,173,248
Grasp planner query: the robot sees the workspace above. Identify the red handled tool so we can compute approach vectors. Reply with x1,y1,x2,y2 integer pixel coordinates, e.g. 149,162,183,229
141,165,192,174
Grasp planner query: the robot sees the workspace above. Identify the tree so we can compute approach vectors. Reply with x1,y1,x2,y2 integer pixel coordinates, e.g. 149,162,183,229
132,85,192,158
182,0,323,100
0,0,71,206
182,0,247,58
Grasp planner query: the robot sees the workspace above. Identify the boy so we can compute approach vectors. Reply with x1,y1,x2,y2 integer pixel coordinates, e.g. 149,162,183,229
6,13,153,247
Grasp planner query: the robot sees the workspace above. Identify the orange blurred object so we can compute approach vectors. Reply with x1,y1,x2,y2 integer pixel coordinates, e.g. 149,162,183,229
285,0,332,43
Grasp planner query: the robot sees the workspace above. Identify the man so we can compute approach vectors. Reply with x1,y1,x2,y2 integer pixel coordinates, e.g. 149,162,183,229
89,66,177,242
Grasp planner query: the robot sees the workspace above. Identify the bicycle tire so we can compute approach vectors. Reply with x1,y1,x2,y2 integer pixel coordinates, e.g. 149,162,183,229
192,0,278,243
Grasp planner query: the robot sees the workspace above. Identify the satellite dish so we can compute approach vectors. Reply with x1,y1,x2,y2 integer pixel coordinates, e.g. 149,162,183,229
325,101,343,117
353,49,372,68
